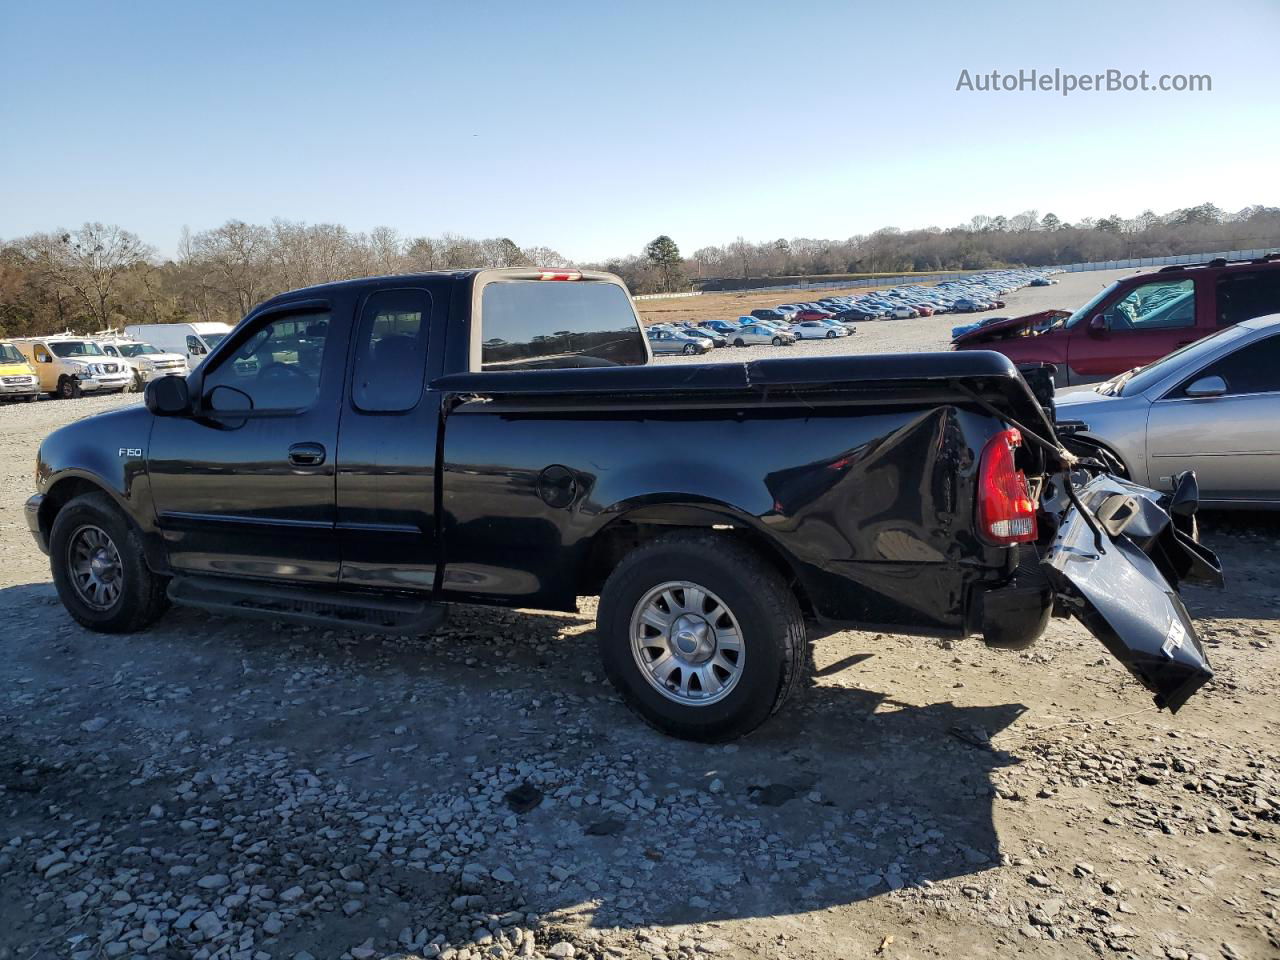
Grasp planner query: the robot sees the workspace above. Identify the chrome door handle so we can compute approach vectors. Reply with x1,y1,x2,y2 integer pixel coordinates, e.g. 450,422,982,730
288,442,326,466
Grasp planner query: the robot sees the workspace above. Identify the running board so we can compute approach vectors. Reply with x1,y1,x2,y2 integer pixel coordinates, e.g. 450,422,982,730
168,575,447,635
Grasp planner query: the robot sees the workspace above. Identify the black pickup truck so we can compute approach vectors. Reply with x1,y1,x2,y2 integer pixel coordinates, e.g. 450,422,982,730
26,268,1221,740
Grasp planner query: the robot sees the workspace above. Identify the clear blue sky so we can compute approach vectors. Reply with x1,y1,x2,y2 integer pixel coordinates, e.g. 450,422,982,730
2,0,1277,261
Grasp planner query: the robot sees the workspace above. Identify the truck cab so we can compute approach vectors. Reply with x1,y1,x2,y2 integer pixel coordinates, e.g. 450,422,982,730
953,255,1280,385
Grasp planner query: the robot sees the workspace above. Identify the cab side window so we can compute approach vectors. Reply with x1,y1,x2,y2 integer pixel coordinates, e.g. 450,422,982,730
202,312,331,412
1216,270,1280,327
1104,278,1196,330
1179,334,1280,397
351,290,431,412
186,336,206,356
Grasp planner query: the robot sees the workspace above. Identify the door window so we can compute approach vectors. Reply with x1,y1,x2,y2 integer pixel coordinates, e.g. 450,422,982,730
202,312,330,412
1176,333,1280,397
351,290,431,412
187,335,206,356
1103,278,1196,330
1215,269,1280,327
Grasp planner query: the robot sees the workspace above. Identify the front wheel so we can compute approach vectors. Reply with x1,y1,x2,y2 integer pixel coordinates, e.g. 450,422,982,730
597,533,806,741
772,336,783,346
733,338,745,348
58,377,81,400
825,330,836,338
49,492,170,633
682,343,697,355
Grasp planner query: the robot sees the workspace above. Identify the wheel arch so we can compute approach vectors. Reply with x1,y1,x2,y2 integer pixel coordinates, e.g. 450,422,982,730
40,471,169,574
578,501,817,620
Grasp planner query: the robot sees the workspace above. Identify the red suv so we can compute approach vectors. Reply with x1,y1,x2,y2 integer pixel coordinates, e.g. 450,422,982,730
953,255,1280,385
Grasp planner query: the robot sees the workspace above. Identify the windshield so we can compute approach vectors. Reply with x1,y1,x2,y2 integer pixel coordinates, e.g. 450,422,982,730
200,332,227,349
1062,281,1120,329
0,344,25,364
49,341,104,358
118,343,160,356
1111,325,1249,396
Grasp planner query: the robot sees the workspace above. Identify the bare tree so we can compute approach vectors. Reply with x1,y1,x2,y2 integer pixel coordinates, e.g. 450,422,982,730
26,223,153,329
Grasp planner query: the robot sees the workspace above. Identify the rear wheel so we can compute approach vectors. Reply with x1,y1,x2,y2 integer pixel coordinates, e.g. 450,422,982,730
49,492,169,633
597,533,806,741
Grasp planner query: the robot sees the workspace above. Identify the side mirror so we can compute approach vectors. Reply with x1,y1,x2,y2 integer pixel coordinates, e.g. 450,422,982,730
1184,375,1227,398
1087,314,1109,336
144,375,191,416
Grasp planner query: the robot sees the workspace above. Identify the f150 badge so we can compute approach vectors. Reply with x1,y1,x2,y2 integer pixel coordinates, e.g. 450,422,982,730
118,448,142,457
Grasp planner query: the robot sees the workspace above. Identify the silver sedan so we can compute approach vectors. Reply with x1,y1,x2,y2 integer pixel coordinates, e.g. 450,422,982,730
1054,314,1280,508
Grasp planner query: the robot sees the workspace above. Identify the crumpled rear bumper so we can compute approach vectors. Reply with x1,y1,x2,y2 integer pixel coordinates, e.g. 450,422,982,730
1041,471,1221,712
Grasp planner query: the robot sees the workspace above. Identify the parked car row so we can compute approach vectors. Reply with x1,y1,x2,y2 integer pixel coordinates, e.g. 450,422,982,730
740,267,1064,328
647,312,855,352
0,331,191,401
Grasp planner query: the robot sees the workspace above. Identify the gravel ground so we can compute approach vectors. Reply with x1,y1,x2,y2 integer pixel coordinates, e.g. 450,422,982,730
1,275,1277,960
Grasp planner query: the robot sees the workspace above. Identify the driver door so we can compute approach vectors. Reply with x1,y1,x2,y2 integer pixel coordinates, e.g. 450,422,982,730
147,297,352,583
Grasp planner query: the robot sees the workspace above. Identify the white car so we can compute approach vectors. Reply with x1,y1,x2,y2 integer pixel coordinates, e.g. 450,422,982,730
97,337,189,389
790,321,849,340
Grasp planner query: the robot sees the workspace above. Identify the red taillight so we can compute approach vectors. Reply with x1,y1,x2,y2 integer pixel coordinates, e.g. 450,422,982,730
977,428,1037,546
537,270,582,281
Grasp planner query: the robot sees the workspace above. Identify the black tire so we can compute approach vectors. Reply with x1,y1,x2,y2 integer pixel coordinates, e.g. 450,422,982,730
772,336,782,346
825,330,836,338
58,376,81,400
49,492,170,633
733,338,745,348
597,532,806,742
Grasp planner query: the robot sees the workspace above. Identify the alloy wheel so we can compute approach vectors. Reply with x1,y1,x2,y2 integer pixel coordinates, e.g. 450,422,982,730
67,524,124,610
629,580,745,706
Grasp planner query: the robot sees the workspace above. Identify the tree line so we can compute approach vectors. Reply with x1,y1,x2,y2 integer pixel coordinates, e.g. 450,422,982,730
594,203,1280,294
0,220,570,337
2,202,1276,336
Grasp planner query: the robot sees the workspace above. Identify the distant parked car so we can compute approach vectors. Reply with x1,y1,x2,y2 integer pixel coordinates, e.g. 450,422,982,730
791,321,849,339
833,307,878,322
673,323,728,347
646,327,712,355
793,309,835,322
750,308,791,321
730,323,796,347
698,319,741,336
1055,314,1280,507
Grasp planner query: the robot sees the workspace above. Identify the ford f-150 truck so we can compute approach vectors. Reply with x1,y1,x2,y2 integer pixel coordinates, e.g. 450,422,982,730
26,268,1221,741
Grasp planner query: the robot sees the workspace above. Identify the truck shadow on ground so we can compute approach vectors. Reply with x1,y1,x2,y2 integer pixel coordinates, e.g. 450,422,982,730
2,581,1028,938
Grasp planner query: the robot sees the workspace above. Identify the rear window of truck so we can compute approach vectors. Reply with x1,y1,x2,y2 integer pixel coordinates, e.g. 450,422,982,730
479,280,648,371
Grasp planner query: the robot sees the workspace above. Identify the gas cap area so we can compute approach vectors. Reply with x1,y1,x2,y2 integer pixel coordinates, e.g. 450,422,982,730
537,464,579,508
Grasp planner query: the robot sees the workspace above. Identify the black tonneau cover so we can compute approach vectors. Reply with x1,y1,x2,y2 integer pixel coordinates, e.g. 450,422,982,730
433,351,1046,422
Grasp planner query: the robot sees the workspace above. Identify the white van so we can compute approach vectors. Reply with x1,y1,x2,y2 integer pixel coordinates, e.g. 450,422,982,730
124,322,234,367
